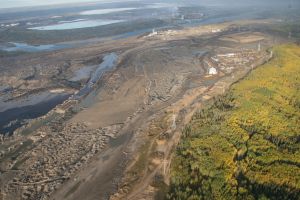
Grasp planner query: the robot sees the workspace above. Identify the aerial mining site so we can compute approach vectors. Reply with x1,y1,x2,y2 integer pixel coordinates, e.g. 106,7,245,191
0,0,299,200
0,20,285,199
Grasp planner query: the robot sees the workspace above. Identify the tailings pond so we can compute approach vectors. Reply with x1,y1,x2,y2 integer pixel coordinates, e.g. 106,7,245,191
0,91,70,135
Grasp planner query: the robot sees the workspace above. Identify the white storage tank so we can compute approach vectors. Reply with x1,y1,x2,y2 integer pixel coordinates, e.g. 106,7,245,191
208,67,217,75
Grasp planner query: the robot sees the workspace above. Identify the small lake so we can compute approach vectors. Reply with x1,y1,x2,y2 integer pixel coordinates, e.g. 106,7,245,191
79,3,177,15
80,8,137,15
28,19,124,30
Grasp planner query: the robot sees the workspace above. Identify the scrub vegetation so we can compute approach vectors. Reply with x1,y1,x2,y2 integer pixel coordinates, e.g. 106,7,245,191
167,44,300,200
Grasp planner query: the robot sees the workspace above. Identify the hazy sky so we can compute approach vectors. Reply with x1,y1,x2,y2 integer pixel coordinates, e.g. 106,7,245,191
1,0,296,9
0,0,136,9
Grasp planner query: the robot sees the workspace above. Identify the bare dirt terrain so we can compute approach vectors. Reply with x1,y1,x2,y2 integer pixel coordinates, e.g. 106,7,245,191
0,20,285,200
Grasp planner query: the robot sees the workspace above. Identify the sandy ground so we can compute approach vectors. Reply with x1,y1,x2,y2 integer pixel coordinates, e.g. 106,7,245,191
71,76,146,128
